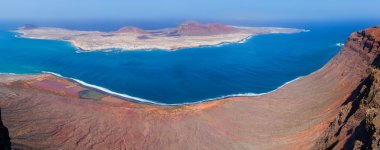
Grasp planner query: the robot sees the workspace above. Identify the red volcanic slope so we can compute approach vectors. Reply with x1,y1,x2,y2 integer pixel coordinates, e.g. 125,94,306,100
173,23,239,36
115,22,240,36
0,26,379,149
116,26,146,34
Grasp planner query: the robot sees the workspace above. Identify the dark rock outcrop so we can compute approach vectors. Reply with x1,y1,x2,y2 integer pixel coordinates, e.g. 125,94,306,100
314,70,380,150
0,109,11,150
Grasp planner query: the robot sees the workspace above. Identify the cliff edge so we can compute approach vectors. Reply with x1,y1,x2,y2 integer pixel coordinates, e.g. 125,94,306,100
315,26,380,149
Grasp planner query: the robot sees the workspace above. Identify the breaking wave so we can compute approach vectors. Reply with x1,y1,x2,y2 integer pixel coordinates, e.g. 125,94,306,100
41,71,303,106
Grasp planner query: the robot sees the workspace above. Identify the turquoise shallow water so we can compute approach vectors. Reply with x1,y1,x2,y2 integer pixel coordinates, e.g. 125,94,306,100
0,22,377,104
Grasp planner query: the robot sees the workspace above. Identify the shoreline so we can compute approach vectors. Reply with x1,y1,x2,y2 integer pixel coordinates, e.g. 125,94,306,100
17,33,257,52
1,71,304,106
20,29,307,53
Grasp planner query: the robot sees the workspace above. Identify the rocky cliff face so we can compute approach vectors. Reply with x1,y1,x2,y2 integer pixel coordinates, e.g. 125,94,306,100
0,27,379,149
0,109,11,150
315,70,380,150
315,26,380,150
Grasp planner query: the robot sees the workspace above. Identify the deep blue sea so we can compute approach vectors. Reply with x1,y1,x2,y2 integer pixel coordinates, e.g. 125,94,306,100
0,20,379,104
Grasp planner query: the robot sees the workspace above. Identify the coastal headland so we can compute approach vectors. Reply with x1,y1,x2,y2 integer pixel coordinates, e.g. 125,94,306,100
0,26,380,149
15,22,303,51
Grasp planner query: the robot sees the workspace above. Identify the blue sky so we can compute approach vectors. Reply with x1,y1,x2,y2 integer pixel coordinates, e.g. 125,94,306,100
0,0,379,22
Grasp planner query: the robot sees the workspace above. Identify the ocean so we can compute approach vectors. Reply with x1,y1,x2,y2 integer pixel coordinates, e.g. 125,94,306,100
0,20,378,104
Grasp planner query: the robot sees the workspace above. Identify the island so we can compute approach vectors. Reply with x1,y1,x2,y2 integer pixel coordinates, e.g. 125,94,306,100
15,22,304,51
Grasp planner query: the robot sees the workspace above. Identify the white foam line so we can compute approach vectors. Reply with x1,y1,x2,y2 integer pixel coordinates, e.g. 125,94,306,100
41,71,304,106
191,76,304,104
238,35,254,44
189,35,254,49
0,72,17,75
336,43,345,47
41,71,167,104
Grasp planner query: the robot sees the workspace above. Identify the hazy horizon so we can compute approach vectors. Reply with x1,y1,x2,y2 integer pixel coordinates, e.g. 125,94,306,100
1,0,379,22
